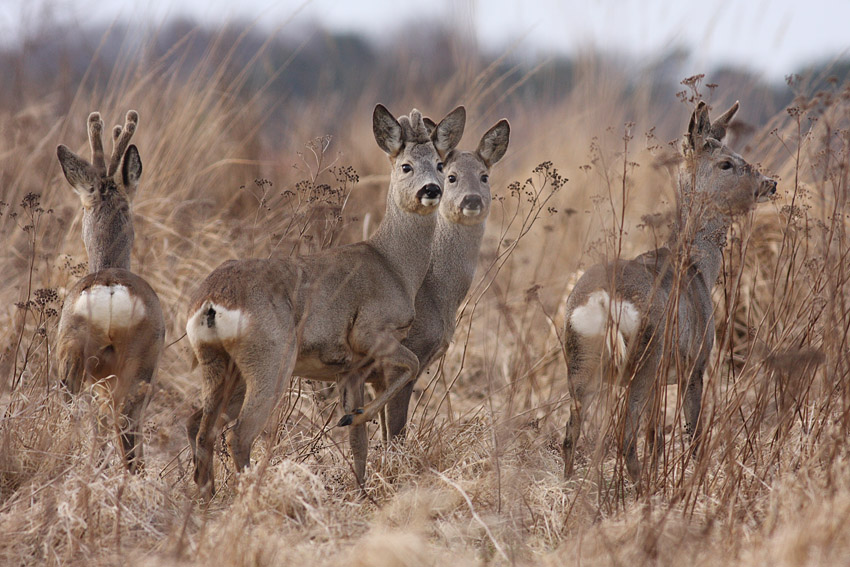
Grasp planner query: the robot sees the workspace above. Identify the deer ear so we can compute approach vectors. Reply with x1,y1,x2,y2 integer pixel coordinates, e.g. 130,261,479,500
57,145,98,206
120,145,143,197
476,119,510,168
373,104,403,157
709,100,739,141
432,106,466,159
686,101,711,151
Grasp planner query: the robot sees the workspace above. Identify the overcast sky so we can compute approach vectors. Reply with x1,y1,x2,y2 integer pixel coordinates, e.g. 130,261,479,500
2,0,847,80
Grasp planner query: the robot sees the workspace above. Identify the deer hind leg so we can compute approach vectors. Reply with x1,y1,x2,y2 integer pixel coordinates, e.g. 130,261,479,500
226,337,295,472
117,362,156,474
187,374,246,457
621,348,661,486
339,376,368,486
562,329,593,479
645,388,666,476
57,332,89,399
59,349,86,402
562,389,585,479
192,346,235,499
683,362,705,456
622,385,645,484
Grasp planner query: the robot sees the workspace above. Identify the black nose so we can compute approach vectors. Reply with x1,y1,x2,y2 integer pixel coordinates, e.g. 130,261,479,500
416,184,442,202
767,179,777,195
460,195,483,210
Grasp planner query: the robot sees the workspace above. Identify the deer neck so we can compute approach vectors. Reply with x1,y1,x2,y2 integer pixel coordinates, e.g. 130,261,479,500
369,201,437,296
667,175,730,288
426,219,485,313
83,205,134,273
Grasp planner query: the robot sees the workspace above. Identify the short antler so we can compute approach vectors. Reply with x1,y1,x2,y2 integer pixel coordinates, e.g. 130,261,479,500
709,101,739,141
106,110,139,177
87,112,106,172
398,109,431,145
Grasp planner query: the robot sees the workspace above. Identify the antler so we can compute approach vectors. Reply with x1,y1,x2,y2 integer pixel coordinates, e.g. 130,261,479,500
398,109,431,144
106,110,139,177
709,101,739,141
87,112,106,172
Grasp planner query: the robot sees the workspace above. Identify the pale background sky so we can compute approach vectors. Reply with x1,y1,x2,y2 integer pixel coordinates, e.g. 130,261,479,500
1,0,846,80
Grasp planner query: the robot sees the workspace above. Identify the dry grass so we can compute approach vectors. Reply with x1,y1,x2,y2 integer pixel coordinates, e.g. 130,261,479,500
1,22,849,567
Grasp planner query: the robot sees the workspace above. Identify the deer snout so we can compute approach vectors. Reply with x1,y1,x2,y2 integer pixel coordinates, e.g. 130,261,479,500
757,178,777,202
417,184,442,207
460,194,484,217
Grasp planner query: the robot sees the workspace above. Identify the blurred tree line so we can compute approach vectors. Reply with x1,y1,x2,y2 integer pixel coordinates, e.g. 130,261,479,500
3,17,847,138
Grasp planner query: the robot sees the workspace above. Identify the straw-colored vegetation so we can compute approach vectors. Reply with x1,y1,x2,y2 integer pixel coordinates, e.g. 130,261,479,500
1,19,849,567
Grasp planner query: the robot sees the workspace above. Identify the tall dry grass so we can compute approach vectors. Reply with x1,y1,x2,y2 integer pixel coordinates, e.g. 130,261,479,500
0,20,849,567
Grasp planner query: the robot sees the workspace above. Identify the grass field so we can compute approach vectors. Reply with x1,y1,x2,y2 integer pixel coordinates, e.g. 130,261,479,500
1,21,849,566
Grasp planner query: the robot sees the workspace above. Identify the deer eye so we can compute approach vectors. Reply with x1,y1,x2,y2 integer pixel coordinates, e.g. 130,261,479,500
719,161,734,170
436,162,444,172
448,174,457,183
401,164,413,173
480,174,489,183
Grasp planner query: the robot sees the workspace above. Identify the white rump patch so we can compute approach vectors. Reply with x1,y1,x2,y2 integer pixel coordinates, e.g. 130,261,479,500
73,284,147,330
187,301,249,346
570,290,640,338
570,290,640,366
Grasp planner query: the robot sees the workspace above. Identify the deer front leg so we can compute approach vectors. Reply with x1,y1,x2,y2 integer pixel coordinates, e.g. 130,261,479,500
339,376,368,486
380,332,441,444
339,330,419,428
363,367,393,444
383,381,415,443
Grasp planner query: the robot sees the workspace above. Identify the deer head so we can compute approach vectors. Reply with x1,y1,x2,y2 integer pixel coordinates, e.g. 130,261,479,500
680,101,776,217
57,110,142,272
373,104,465,216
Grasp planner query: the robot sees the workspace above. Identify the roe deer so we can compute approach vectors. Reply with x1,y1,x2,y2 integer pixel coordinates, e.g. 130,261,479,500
56,110,165,473
561,101,776,484
341,119,510,483
185,105,465,498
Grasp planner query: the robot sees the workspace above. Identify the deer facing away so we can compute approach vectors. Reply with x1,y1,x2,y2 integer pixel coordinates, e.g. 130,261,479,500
56,110,165,473
340,119,511,483
561,101,776,483
185,105,465,498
